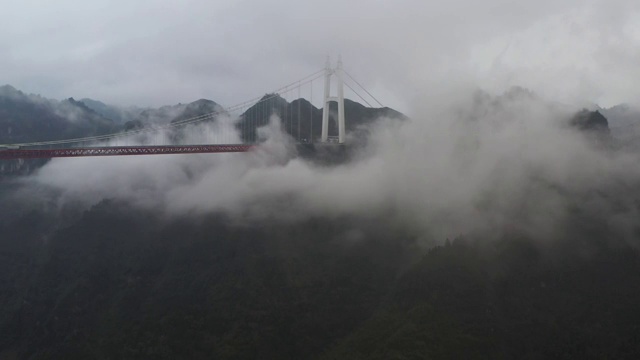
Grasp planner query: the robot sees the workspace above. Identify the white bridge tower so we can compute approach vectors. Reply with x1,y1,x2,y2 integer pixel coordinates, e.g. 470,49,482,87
321,57,346,144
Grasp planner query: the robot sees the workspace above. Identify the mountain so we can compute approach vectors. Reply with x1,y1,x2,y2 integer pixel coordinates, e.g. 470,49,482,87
80,98,142,124
0,85,407,177
570,109,609,132
467,87,612,142
132,99,221,125
0,85,405,148
0,86,120,176
599,104,640,150
2,198,640,359
236,94,406,143
569,109,610,147
4,85,640,358
0,85,117,145
169,99,225,124
600,103,640,129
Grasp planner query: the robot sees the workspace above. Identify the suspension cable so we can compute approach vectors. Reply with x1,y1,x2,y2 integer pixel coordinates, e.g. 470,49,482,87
343,70,384,107
2,69,326,148
343,81,373,107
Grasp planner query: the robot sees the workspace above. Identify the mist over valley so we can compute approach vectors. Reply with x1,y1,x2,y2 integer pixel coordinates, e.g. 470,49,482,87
3,1,640,358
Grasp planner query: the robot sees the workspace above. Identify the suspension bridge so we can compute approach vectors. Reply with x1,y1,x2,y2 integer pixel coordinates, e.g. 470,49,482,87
0,58,383,160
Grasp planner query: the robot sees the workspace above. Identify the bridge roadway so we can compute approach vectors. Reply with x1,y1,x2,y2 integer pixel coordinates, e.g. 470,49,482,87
0,144,254,159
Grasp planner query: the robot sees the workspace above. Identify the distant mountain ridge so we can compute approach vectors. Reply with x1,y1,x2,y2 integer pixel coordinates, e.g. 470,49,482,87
79,98,142,124
0,85,117,145
599,104,640,150
0,85,406,148
236,93,406,142
1,83,620,154
0,84,407,176
0,87,229,147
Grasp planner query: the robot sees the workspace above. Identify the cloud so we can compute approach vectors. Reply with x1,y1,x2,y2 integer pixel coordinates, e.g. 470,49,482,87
22,86,640,247
1,0,639,111
5,0,640,247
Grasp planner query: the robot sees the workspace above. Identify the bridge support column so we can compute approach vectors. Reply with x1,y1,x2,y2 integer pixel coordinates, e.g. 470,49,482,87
321,57,331,143
321,56,346,144
336,57,346,144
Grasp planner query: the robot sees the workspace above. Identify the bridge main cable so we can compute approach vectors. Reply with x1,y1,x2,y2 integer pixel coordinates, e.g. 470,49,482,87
0,68,326,149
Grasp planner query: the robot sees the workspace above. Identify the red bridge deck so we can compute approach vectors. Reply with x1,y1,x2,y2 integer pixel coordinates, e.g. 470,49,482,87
0,144,254,159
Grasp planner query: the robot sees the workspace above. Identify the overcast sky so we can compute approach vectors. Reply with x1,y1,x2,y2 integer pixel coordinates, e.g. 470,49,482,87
1,0,639,112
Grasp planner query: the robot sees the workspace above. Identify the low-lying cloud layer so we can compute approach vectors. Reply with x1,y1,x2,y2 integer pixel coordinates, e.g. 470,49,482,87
21,89,640,246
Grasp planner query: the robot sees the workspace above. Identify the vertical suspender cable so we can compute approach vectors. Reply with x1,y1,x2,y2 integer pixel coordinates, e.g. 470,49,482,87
298,83,301,142
310,79,313,142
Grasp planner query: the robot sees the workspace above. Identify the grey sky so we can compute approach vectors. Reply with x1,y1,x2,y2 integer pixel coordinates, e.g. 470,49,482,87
1,0,639,111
